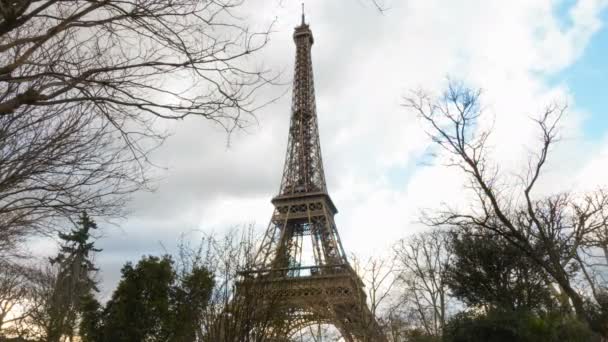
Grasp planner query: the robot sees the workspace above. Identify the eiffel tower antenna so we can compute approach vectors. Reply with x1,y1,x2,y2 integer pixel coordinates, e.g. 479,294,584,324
237,16,387,342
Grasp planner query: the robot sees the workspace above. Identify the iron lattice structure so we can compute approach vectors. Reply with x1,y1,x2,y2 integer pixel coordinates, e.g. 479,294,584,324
237,14,387,342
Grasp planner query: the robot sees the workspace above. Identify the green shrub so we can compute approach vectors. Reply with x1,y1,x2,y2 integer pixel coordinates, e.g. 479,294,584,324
443,309,599,342
402,328,441,342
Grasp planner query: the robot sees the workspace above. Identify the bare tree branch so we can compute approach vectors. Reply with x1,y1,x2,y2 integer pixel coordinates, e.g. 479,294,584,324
0,0,278,258
405,81,608,335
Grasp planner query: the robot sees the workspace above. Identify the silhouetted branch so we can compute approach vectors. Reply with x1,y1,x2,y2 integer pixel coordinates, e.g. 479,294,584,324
0,0,277,258
405,81,608,335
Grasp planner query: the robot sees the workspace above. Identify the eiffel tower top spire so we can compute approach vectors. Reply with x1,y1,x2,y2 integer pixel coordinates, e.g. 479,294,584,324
277,11,327,198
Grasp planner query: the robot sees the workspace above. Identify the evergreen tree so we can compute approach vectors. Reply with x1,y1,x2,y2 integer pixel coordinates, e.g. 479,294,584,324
102,256,175,342
170,266,214,341
79,293,104,342
444,228,553,312
99,255,214,342
46,212,101,342
443,309,600,342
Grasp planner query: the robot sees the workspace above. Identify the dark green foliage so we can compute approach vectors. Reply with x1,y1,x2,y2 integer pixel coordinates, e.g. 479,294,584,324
52,212,102,274
443,309,599,342
585,291,608,336
102,256,175,342
79,293,104,342
85,255,214,342
445,229,553,311
47,212,101,342
402,328,441,342
171,266,214,342
443,310,521,342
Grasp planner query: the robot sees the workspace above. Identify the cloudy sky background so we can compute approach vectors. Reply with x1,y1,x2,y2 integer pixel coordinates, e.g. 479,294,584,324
50,0,608,298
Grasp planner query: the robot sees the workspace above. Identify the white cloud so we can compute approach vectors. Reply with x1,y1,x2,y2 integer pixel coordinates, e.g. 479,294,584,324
37,0,607,294
576,135,608,191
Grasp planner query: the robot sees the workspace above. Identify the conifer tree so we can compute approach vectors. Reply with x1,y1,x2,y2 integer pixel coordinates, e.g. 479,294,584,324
98,255,214,342
46,212,101,342
79,293,104,342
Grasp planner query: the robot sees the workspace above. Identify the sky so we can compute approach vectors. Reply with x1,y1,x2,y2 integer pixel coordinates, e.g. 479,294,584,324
48,0,608,298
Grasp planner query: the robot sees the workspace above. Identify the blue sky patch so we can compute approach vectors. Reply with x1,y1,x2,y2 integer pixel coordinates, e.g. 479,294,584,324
552,3,608,140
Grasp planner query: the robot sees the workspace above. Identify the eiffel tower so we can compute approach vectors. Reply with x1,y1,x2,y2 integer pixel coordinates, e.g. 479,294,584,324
237,11,386,342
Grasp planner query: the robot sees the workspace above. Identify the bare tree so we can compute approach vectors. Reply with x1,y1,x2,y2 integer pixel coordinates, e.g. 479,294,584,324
0,0,276,258
293,324,343,342
351,254,397,322
405,82,608,334
0,216,100,341
578,216,608,300
0,263,58,341
392,230,453,338
176,226,287,342
0,103,146,259
350,254,399,341
0,261,29,333
369,0,391,13
0,0,274,122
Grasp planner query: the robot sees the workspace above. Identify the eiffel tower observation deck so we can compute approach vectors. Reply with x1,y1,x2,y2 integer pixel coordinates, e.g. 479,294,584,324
234,9,387,342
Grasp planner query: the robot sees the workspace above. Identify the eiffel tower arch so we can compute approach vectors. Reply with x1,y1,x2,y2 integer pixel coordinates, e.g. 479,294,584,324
236,12,387,342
